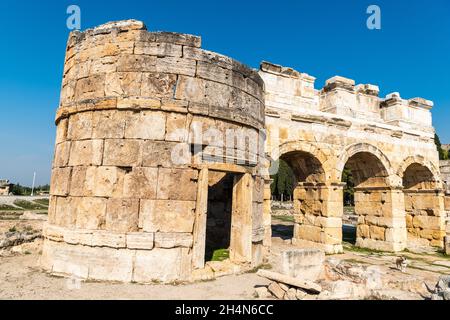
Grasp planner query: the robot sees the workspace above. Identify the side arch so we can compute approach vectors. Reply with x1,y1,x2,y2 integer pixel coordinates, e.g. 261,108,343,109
397,155,441,183
335,143,396,185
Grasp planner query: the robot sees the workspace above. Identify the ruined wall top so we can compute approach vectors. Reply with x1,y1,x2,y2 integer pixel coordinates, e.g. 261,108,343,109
58,19,265,130
259,61,435,134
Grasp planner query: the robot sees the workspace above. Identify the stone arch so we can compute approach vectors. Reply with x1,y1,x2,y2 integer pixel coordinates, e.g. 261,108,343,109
335,143,395,186
399,156,445,248
337,143,406,252
397,155,441,185
276,141,330,183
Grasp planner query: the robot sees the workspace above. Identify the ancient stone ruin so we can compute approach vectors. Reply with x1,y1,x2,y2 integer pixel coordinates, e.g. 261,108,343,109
42,20,450,283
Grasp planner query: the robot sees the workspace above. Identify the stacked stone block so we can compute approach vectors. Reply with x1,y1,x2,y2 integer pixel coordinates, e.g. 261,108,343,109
42,20,266,283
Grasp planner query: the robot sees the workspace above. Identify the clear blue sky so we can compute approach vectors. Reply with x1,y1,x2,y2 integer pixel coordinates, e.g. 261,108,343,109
0,0,449,186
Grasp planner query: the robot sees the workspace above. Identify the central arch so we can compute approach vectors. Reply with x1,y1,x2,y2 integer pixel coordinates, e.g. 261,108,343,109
337,144,406,252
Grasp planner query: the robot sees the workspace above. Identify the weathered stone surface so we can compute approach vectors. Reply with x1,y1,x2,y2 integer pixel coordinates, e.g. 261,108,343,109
140,200,196,233
124,111,166,140
75,197,107,230
156,168,198,201
133,248,184,283
281,249,325,281
105,198,139,232
103,139,141,166
267,282,285,300
154,233,193,248
68,140,104,166
126,232,154,250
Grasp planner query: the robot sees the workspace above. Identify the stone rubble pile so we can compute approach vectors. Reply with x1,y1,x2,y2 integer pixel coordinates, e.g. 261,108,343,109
429,275,450,300
0,230,42,250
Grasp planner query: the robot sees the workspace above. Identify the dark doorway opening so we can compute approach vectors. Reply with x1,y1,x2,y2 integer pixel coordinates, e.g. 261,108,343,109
204,171,235,262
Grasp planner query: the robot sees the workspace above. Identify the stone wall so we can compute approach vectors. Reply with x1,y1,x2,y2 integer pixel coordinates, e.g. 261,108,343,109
261,61,445,253
42,20,266,283
440,160,450,193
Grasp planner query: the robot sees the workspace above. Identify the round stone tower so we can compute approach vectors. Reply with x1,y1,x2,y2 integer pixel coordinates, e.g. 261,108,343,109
41,20,268,283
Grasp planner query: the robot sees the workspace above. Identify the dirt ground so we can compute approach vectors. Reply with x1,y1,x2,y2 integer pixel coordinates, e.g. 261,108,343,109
0,215,448,300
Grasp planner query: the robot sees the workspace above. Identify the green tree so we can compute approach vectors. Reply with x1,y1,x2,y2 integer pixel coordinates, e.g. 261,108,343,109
434,133,448,160
342,167,354,206
270,159,295,201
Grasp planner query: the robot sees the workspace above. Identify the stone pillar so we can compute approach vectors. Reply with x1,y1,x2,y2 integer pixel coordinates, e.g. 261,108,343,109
444,194,450,255
292,183,344,254
355,187,406,252
404,189,446,248
262,178,273,249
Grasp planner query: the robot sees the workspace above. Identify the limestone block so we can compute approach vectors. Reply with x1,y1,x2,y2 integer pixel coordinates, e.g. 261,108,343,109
357,224,370,239
196,61,239,87
75,197,107,230
154,232,193,248
156,168,198,201
126,232,154,250
133,248,183,283
161,98,189,113
140,200,196,233
85,166,121,197
43,224,65,242
141,73,177,99
70,166,87,196
142,141,191,168
68,140,104,166
92,110,127,139
55,119,68,144
50,167,72,196
89,56,117,75
155,57,196,76
123,167,158,199
117,97,160,111
321,227,342,245
42,241,89,279
105,72,142,96
103,139,142,166
63,229,93,246
54,196,77,228
53,142,71,168
124,111,166,140
67,112,93,140
413,216,442,231
175,76,233,109
154,32,201,48
166,113,188,142
134,42,182,57
281,249,325,281
294,224,322,243
74,75,105,100
369,225,386,241
117,55,156,72
91,230,126,248
87,246,134,282
315,217,342,228
106,198,140,233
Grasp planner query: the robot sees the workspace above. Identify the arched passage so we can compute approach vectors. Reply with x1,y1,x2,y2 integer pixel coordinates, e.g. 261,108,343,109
339,145,406,252
401,160,446,248
272,149,344,254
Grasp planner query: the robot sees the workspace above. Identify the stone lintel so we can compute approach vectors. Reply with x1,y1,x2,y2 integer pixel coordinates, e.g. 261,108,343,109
356,84,380,97
354,186,404,192
408,97,434,110
323,76,355,92
260,61,316,82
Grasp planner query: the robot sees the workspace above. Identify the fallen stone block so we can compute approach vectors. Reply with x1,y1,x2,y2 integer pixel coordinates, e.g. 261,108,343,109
281,248,325,281
267,282,285,300
257,270,322,294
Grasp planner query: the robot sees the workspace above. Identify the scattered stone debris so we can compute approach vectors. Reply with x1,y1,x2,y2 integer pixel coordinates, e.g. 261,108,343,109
428,275,450,300
0,228,42,250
